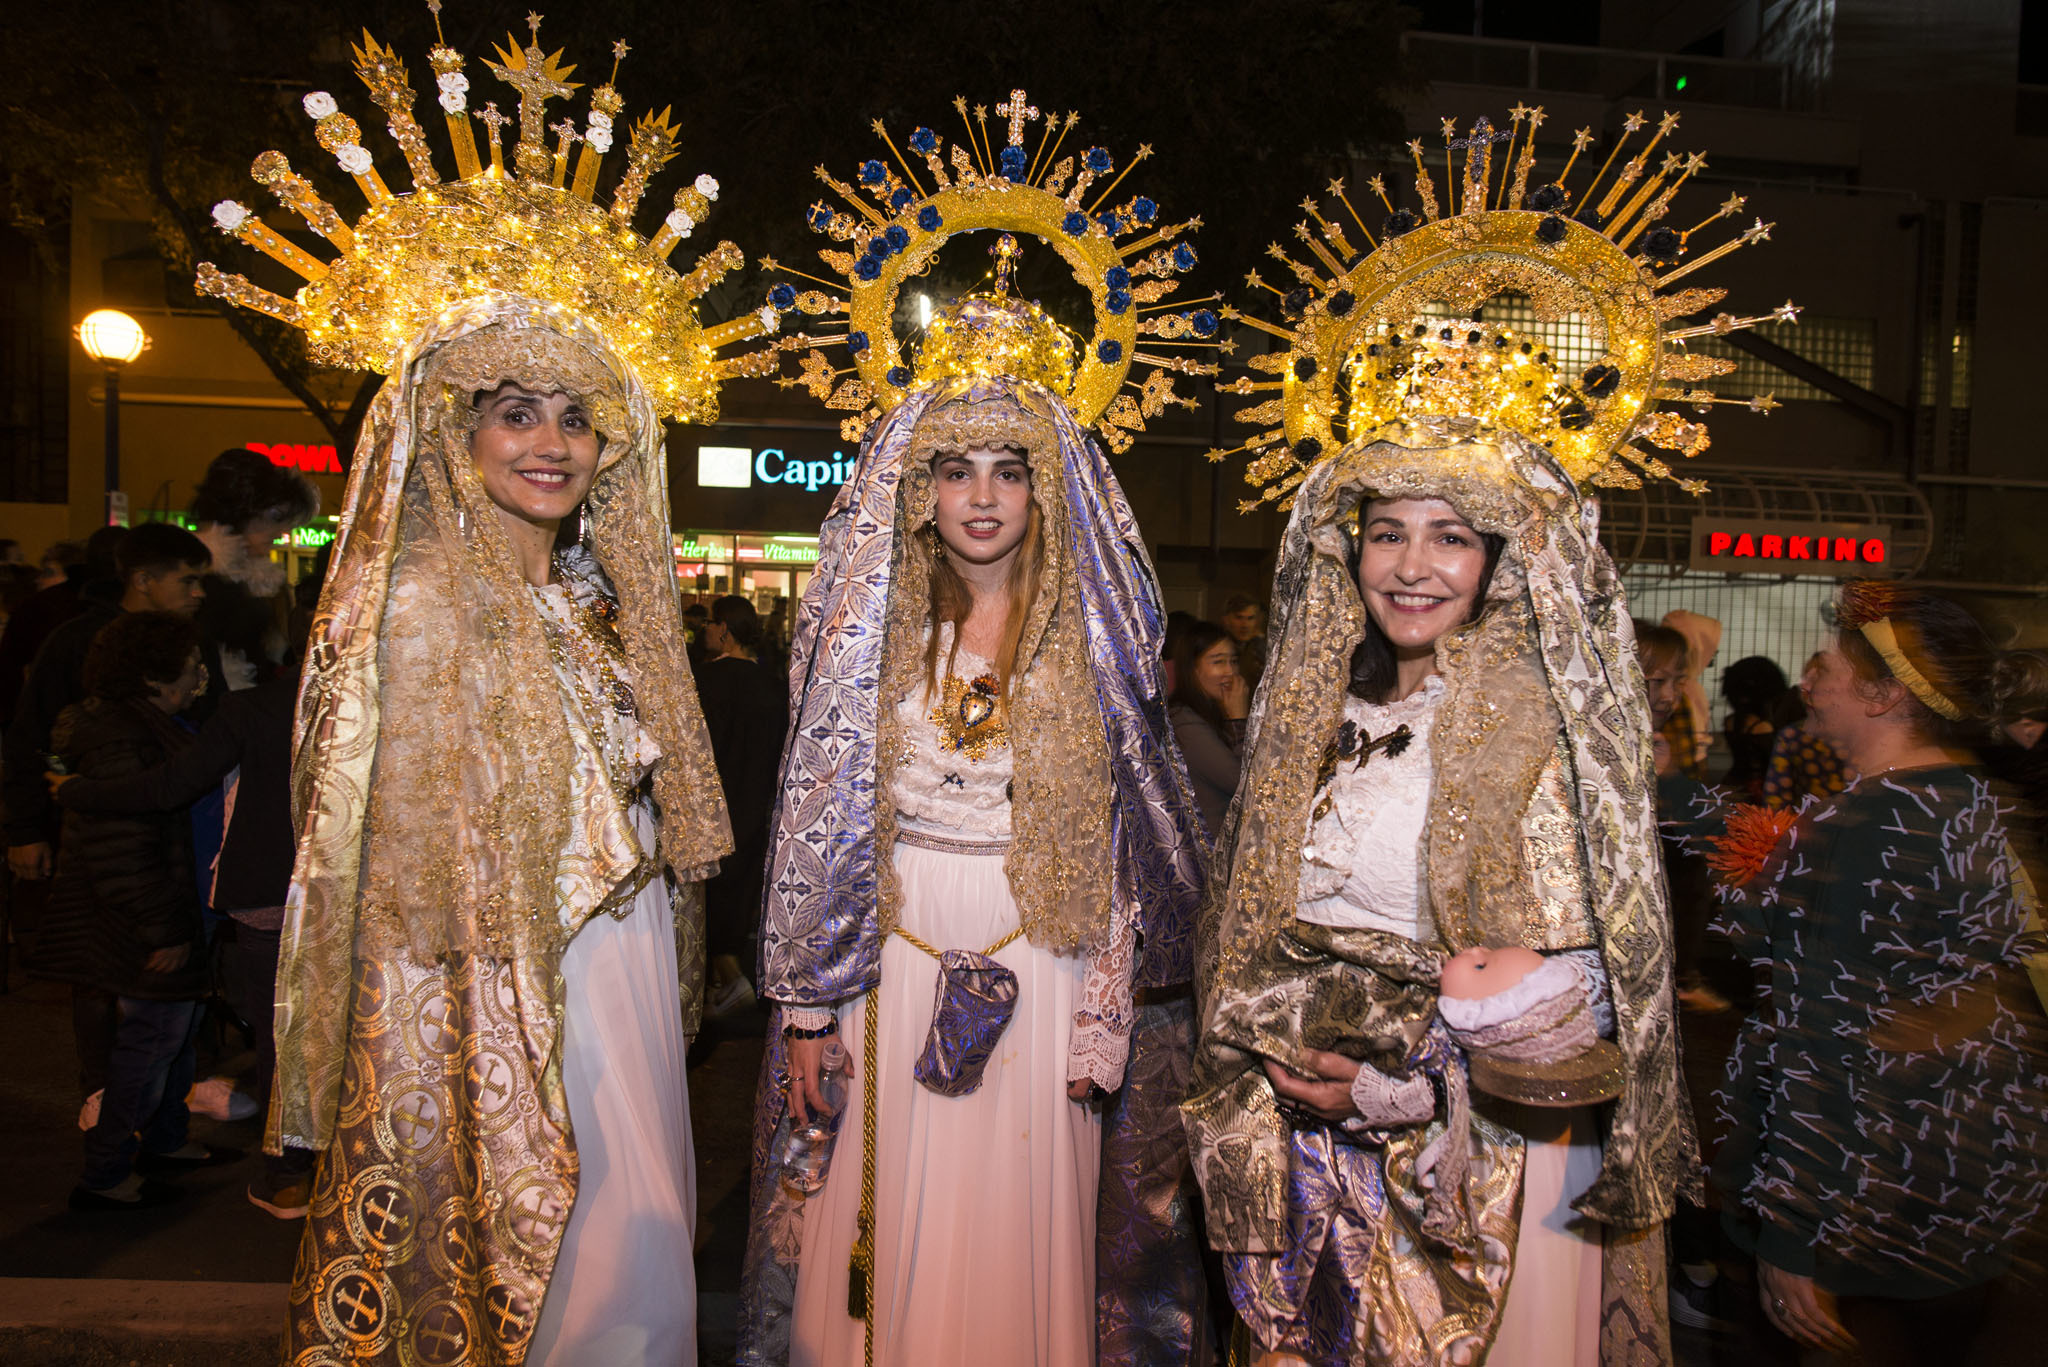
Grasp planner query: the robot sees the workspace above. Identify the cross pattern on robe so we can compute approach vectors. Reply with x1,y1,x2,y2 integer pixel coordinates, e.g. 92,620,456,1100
363,1186,411,1242
485,1287,530,1342
513,1188,564,1243
998,89,1039,147
468,1055,511,1105
415,1305,468,1360
334,1275,383,1333
392,1094,440,1145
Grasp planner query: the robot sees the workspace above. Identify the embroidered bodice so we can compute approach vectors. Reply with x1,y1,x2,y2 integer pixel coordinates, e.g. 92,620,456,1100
533,566,663,926
1296,676,1445,935
888,637,1015,840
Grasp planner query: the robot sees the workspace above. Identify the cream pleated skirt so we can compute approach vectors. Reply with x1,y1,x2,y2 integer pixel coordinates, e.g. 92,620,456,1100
789,837,1101,1367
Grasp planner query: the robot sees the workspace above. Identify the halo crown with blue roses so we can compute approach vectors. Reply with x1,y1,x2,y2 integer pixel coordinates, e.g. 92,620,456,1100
762,91,1224,450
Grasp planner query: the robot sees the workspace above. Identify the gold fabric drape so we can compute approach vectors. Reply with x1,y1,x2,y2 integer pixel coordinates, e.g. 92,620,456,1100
273,295,731,1153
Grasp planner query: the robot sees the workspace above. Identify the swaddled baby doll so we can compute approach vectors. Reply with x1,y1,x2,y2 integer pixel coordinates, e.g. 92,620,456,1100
1327,944,1619,1131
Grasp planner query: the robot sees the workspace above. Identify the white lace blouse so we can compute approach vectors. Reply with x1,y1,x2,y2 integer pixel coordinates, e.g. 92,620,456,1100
1295,674,1613,1036
888,644,1014,839
1297,676,1445,934
789,632,1137,1091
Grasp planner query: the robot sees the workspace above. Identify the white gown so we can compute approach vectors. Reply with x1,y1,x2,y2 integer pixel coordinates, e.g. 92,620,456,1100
526,581,700,1366
787,649,1103,1367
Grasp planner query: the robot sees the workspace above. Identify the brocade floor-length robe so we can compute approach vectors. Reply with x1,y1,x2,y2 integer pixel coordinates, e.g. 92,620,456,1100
285,576,697,1367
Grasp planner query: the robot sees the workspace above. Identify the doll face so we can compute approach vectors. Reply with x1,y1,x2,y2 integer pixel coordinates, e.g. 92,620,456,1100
930,445,1034,569
470,385,602,530
1356,497,1490,655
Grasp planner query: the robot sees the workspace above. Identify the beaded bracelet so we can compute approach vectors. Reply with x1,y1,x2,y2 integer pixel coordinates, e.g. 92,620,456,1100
783,1020,839,1040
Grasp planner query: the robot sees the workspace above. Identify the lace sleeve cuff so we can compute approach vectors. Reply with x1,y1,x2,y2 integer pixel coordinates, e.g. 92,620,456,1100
781,1004,837,1032
1343,1062,1435,1130
1067,915,1139,1093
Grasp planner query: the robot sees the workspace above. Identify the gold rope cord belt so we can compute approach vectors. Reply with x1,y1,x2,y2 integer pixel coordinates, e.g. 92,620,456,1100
849,918,1025,1365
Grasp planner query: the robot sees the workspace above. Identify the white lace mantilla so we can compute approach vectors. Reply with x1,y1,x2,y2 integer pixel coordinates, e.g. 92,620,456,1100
1296,676,1445,935
532,576,662,928
889,639,1015,840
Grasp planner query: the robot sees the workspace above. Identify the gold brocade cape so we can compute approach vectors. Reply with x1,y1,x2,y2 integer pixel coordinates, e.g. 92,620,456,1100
1188,421,1698,1240
272,296,731,1152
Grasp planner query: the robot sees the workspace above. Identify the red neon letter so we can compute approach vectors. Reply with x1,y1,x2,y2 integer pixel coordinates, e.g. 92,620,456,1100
1761,535,1784,559
1789,536,1812,559
1861,538,1886,564
1734,533,1757,557
1834,538,1857,561
1708,531,1732,556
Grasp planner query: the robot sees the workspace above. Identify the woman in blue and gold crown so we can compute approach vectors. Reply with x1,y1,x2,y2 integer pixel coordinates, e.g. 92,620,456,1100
199,17,783,1365
736,102,1212,1366
1184,111,1788,1365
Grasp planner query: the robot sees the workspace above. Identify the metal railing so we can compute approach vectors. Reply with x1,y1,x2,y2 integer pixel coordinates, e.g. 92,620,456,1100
1403,32,1794,111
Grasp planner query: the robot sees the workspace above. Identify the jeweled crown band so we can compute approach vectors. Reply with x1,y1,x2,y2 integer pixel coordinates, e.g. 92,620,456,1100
1859,618,1966,721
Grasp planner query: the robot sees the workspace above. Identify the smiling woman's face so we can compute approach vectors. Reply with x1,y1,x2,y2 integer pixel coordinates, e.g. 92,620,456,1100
930,445,1034,568
1356,496,1489,653
469,385,602,530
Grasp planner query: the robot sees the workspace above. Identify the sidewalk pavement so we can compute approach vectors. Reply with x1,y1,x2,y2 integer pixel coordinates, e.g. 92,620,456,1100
0,963,767,1364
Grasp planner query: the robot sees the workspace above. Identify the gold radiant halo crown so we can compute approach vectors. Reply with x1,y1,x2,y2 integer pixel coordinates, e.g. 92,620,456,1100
1216,107,1799,511
761,90,1225,450
195,4,789,423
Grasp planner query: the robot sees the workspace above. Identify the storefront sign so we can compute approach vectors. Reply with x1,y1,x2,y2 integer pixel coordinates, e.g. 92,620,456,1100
248,441,343,474
691,443,854,494
1688,517,1891,576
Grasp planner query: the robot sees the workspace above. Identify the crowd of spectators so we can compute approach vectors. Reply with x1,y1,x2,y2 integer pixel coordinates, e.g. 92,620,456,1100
0,449,319,1214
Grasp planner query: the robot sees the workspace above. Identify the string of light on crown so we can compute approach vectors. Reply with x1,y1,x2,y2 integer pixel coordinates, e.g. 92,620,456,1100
196,3,793,424
761,90,1227,450
1212,106,1800,511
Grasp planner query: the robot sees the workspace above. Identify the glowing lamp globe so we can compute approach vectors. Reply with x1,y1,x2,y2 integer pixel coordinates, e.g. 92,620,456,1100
76,309,149,366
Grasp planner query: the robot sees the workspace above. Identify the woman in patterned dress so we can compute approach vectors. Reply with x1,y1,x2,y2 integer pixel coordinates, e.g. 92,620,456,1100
274,299,731,1366
1708,581,2048,1362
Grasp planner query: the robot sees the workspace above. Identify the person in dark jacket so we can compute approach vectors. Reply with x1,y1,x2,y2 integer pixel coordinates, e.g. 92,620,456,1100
696,594,787,1015
43,611,225,1210
56,655,312,1215
0,533,107,726
5,522,209,879
1168,620,1248,844
186,449,318,719
5,523,208,1124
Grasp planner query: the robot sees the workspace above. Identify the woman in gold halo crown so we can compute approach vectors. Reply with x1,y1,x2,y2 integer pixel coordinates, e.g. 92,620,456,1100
1184,107,1789,1366
201,12,784,1363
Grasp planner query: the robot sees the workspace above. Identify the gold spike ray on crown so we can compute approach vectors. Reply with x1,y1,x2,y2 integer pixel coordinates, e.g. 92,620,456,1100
758,90,1226,451
1212,106,1796,511
195,4,794,424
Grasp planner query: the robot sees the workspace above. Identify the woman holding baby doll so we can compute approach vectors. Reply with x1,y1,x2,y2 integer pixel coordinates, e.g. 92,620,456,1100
1185,143,1722,1366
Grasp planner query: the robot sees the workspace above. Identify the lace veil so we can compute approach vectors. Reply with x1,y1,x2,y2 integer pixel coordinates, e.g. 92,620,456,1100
1199,419,1697,1228
273,295,731,1149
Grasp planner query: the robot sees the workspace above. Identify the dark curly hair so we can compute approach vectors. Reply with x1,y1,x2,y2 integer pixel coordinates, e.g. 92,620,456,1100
189,448,320,531
83,610,201,701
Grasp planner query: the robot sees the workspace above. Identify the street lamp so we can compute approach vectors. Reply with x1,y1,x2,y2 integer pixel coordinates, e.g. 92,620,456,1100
75,308,150,526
